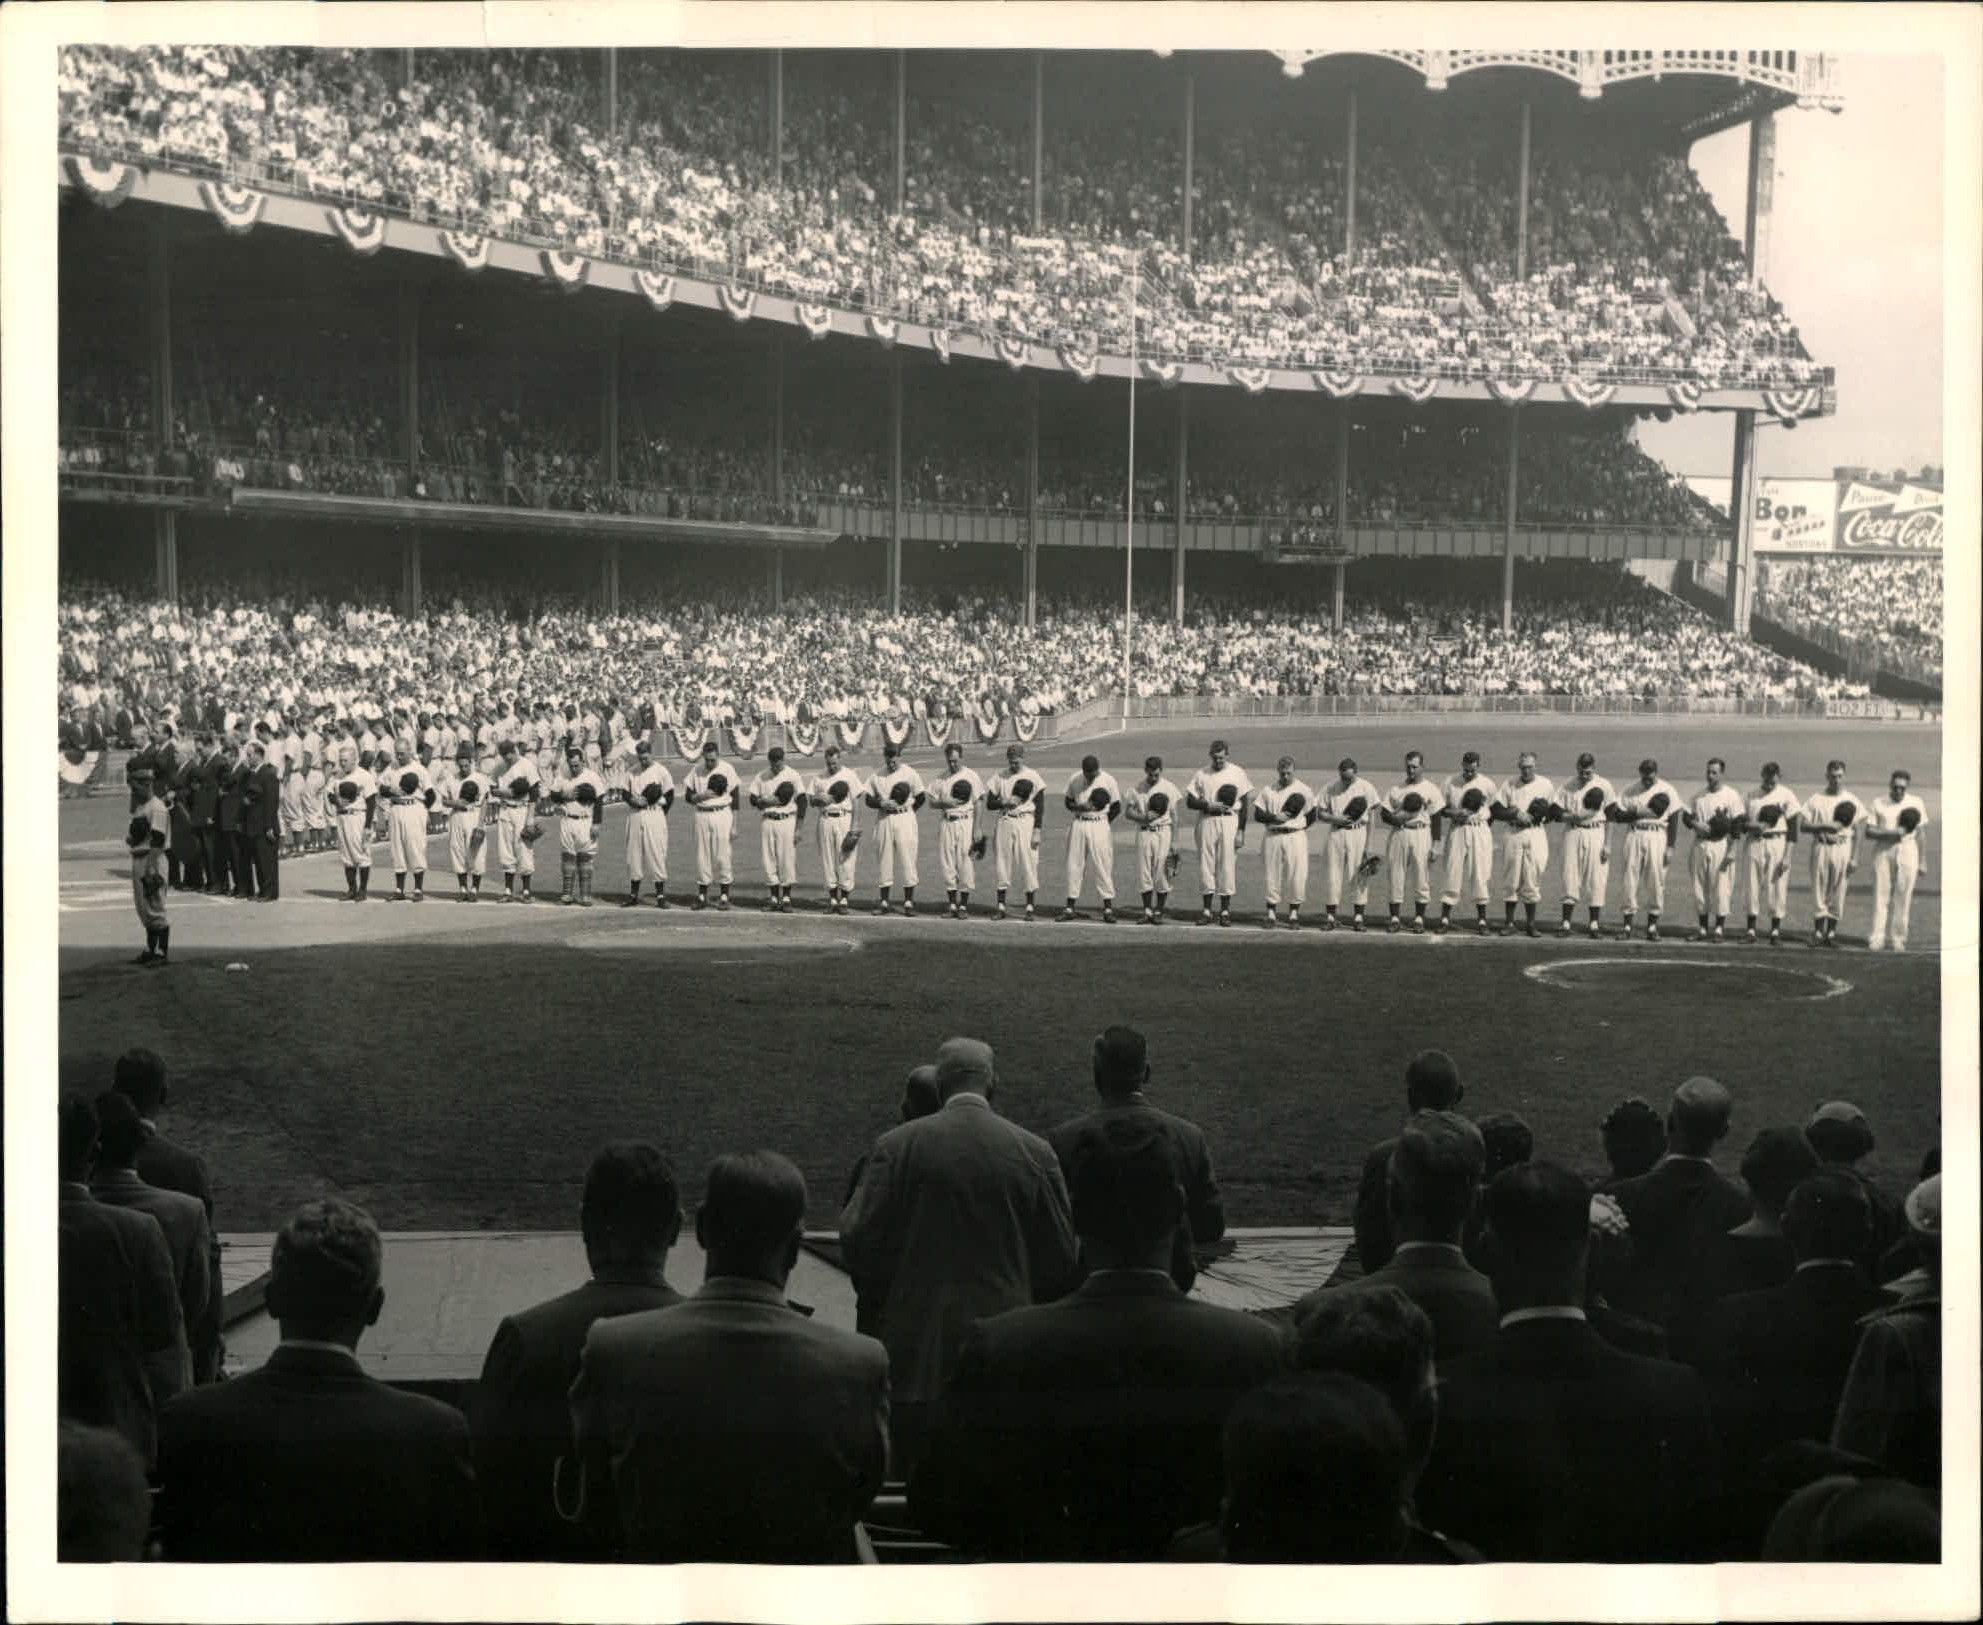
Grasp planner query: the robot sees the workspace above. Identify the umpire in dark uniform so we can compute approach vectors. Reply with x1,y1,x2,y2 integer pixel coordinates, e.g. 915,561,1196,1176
244,741,282,901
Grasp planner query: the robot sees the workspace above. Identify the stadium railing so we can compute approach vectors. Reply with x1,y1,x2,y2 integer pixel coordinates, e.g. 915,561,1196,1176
1059,693,1941,728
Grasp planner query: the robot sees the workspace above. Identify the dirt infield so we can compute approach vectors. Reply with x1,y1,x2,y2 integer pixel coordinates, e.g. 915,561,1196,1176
56,715,1943,1237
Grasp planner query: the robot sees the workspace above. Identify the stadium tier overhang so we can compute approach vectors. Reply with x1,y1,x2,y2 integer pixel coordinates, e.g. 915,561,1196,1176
225,487,840,551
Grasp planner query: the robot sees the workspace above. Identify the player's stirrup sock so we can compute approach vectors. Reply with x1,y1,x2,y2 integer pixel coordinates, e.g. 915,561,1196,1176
958,892,969,912
344,865,358,896
395,872,407,897
1476,906,1488,926
903,888,915,906
947,890,958,908
1220,896,1232,916
1505,902,1517,925
1142,890,1153,912
155,927,169,961
996,888,1007,908
357,868,370,897
1203,894,1215,915
504,872,516,896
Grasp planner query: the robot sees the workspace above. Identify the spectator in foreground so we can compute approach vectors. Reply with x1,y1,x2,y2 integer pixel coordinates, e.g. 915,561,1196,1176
1832,1174,1941,1488
472,1143,684,1560
1597,1095,1668,1184
1605,1076,1753,1332
58,1420,153,1563
1349,1049,1466,1275
89,1090,216,1384
1699,1125,1821,1303
1804,1101,1907,1278
110,1046,213,1217
1046,1025,1226,1294
1761,1474,1940,1562
1298,1111,1498,1363
911,1116,1287,1560
1462,1110,1532,1264
568,1151,890,1563
1420,1161,1721,1562
839,1037,1078,1474
58,1093,187,1468
156,1199,477,1560
844,1064,940,1336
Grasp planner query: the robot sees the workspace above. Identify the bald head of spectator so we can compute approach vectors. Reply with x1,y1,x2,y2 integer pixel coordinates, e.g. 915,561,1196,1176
1666,1075,1734,1159
1296,1285,1438,1493
1403,1049,1463,1113
1387,1111,1486,1247
696,1150,807,1287
1904,1173,1940,1282
934,1036,996,1104
1478,1161,1592,1312
580,1141,681,1278
267,1199,386,1347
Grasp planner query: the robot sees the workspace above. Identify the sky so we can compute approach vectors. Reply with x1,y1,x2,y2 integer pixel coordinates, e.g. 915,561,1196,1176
1638,55,1945,481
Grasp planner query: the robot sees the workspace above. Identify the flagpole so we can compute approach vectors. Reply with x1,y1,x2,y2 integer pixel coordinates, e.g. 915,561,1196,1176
1122,266,1137,731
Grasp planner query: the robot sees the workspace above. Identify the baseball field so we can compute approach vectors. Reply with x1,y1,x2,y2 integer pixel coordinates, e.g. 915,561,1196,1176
56,715,1945,1235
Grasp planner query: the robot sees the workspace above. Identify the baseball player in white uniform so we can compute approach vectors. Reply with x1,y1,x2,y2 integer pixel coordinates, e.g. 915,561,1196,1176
622,738,676,907
1863,768,1929,952
684,740,741,910
492,739,543,903
1315,758,1380,932
808,743,864,914
750,745,807,914
127,768,173,967
932,742,986,919
552,745,607,907
1378,751,1443,933
1060,755,1122,923
278,755,309,859
382,739,433,902
1492,752,1555,937
986,744,1045,921
1254,757,1316,928
445,743,493,901
1741,761,1802,945
1798,758,1864,949
865,741,926,916
303,751,330,853
1612,758,1681,940
1125,756,1184,925
1185,739,1253,927
1436,751,1497,935
1556,752,1616,938
330,744,377,901
1680,757,1746,942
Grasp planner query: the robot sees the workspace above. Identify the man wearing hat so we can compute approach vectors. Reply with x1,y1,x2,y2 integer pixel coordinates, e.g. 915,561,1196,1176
1804,1102,1907,1275
127,765,173,966
623,737,675,908
749,746,808,914
382,736,433,903
1378,750,1442,935
1797,759,1865,950
985,743,1045,922
1059,755,1122,924
1183,740,1253,928
1435,750,1497,937
1316,757,1380,932
1554,752,1615,938
443,743,493,902
1124,756,1184,926
1740,761,1801,945
930,742,985,921
685,738,742,911
1831,1173,1940,1487
1860,767,1929,953
863,741,926,917
808,743,864,915
1493,750,1555,938
1615,758,1682,942
1253,756,1316,929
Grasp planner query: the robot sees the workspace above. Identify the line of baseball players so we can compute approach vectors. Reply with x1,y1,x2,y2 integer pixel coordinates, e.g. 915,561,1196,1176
306,733,1930,950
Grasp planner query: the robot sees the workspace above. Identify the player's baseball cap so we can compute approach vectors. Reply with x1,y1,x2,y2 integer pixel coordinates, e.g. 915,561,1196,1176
1576,752,1596,769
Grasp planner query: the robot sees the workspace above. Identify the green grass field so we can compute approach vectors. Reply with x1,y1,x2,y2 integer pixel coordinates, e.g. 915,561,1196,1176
58,715,1944,1236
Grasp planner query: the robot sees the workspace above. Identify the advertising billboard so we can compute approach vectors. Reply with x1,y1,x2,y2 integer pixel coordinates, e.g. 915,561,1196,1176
1681,475,1943,555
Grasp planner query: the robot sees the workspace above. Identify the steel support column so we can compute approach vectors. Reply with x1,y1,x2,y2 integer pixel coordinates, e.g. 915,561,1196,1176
770,50,784,187
154,514,178,601
1333,408,1350,631
1344,91,1358,261
1515,99,1532,279
403,535,423,617
1501,407,1521,634
150,216,178,602
1025,374,1040,628
1727,410,1759,632
770,331,785,609
1172,389,1189,623
894,52,906,214
602,311,620,487
1032,53,1044,232
1181,72,1195,260
604,49,617,130
889,353,904,613
399,278,419,488
1743,112,1777,292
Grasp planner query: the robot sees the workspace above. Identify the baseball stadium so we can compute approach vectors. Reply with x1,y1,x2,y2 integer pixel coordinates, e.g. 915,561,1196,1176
47,39,1951,1570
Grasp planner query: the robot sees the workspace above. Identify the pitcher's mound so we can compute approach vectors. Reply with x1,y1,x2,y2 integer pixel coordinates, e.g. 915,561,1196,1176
1524,956,1852,1003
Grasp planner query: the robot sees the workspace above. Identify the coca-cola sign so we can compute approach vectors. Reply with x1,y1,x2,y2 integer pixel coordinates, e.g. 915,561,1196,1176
1839,503,1942,554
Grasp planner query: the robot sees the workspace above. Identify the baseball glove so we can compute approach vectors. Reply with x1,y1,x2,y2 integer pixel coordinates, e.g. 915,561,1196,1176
1401,791,1424,815
1757,802,1783,828
706,771,729,797
399,770,420,795
1834,800,1858,827
1706,810,1733,839
1280,791,1308,822
890,781,913,806
1341,795,1368,822
338,779,360,804
775,780,797,806
1581,785,1607,812
1646,792,1670,817
1010,777,1036,804
1460,786,1486,814
127,815,152,848
952,780,974,804
521,822,544,845
1526,796,1554,823
1088,784,1112,810
1146,790,1170,817
839,829,862,857
1164,850,1182,882
141,871,164,901
642,781,665,806
1215,783,1239,809
969,833,988,861
458,779,481,805
575,782,597,807
508,775,534,801
1897,807,1922,832
829,779,850,803
423,787,438,809
1357,853,1384,879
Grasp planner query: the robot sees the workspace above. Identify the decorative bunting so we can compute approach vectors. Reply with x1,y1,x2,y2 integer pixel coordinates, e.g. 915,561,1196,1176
441,229,490,272
1231,365,1271,395
797,302,833,340
1762,384,1822,423
866,313,899,347
924,714,952,749
1562,375,1617,411
541,249,590,291
1665,379,1704,414
64,154,137,208
668,725,706,761
197,180,266,234
929,328,953,365
1390,374,1438,404
1011,712,1041,743
1486,377,1538,406
995,332,1031,372
972,706,1003,745
1141,357,1184,387
327,205,387,256
719,283,757,322
879,714,914,751
1315,368,1363,398
784,719,820,758
1059,340,1100,382
834,717,867,752
57,748,105,789
727,721,759,757
635,269,676,311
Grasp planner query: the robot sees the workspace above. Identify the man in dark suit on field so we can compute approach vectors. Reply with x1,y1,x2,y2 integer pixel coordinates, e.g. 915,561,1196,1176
1605,1075,1753,1335
168,743,204,891
1350,1049,1465,1275
156,1199,478,1561
568,1152,890,1563
1419,1161,1722,1563
472,1143,685,1559
1047,1025,1225,1293
839,1037,1078,1474
111,1046,214,1217
243,740,282,899
59,1094,189,1469
189,737,225,893
219,743,256,898
1295,1112,1498,1363
911,1116,1288,1560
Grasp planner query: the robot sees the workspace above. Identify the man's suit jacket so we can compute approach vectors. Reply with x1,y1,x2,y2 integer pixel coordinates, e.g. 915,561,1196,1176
244,762,281,838
1047,1096,1225,1292
568,1277,890,1563
1293,1243,1500,1363
216,763,246,833
471,1273,683,1559
1351,1135,1402,1274
58,1185,188,1467
188,756,221,828
1419,1314,1722,1563
1703,1263,1892,1461
1606,1155,1753,1329
134,1125,215,1218
89,1169,216,1384
157,1344,479,1560
839,1094,1078,1411
910,1271,1290,1560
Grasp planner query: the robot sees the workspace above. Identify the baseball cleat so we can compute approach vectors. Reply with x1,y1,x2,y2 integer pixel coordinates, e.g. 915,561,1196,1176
412,891,426,903
716,897,732,911
1476,921,1490,937
1024,905,1036,921
1525,922,1539,938
1411,918,1425,935
1388,918,1402,934
1435,918,1450,935
1711,928,1724,942
1351,917,1365,933
1646,926,1658,942
1692,927,1707,941
1261,915,1275,930
1102,907,1116,924
657,896,669,909
1745,927,1758,943
1058,908,1078,922
1200,910,1215,925
765,899,779,912
578,896,593,908
131,951,157,965
1219,911,1232,928
1769,929,1782,946
1321,916,1337,931
1141,910,1154,924
902,902,915,917
994,906,1007,920
1558,921,1571,937
693,897,708,911
1588,923,1601,939
621,897,640,908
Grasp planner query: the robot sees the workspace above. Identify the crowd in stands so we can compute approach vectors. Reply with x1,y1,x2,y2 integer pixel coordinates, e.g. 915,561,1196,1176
59,46,1824,386
1758,557,1946,680
59,1035,1941,1563
55,563,1870,753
